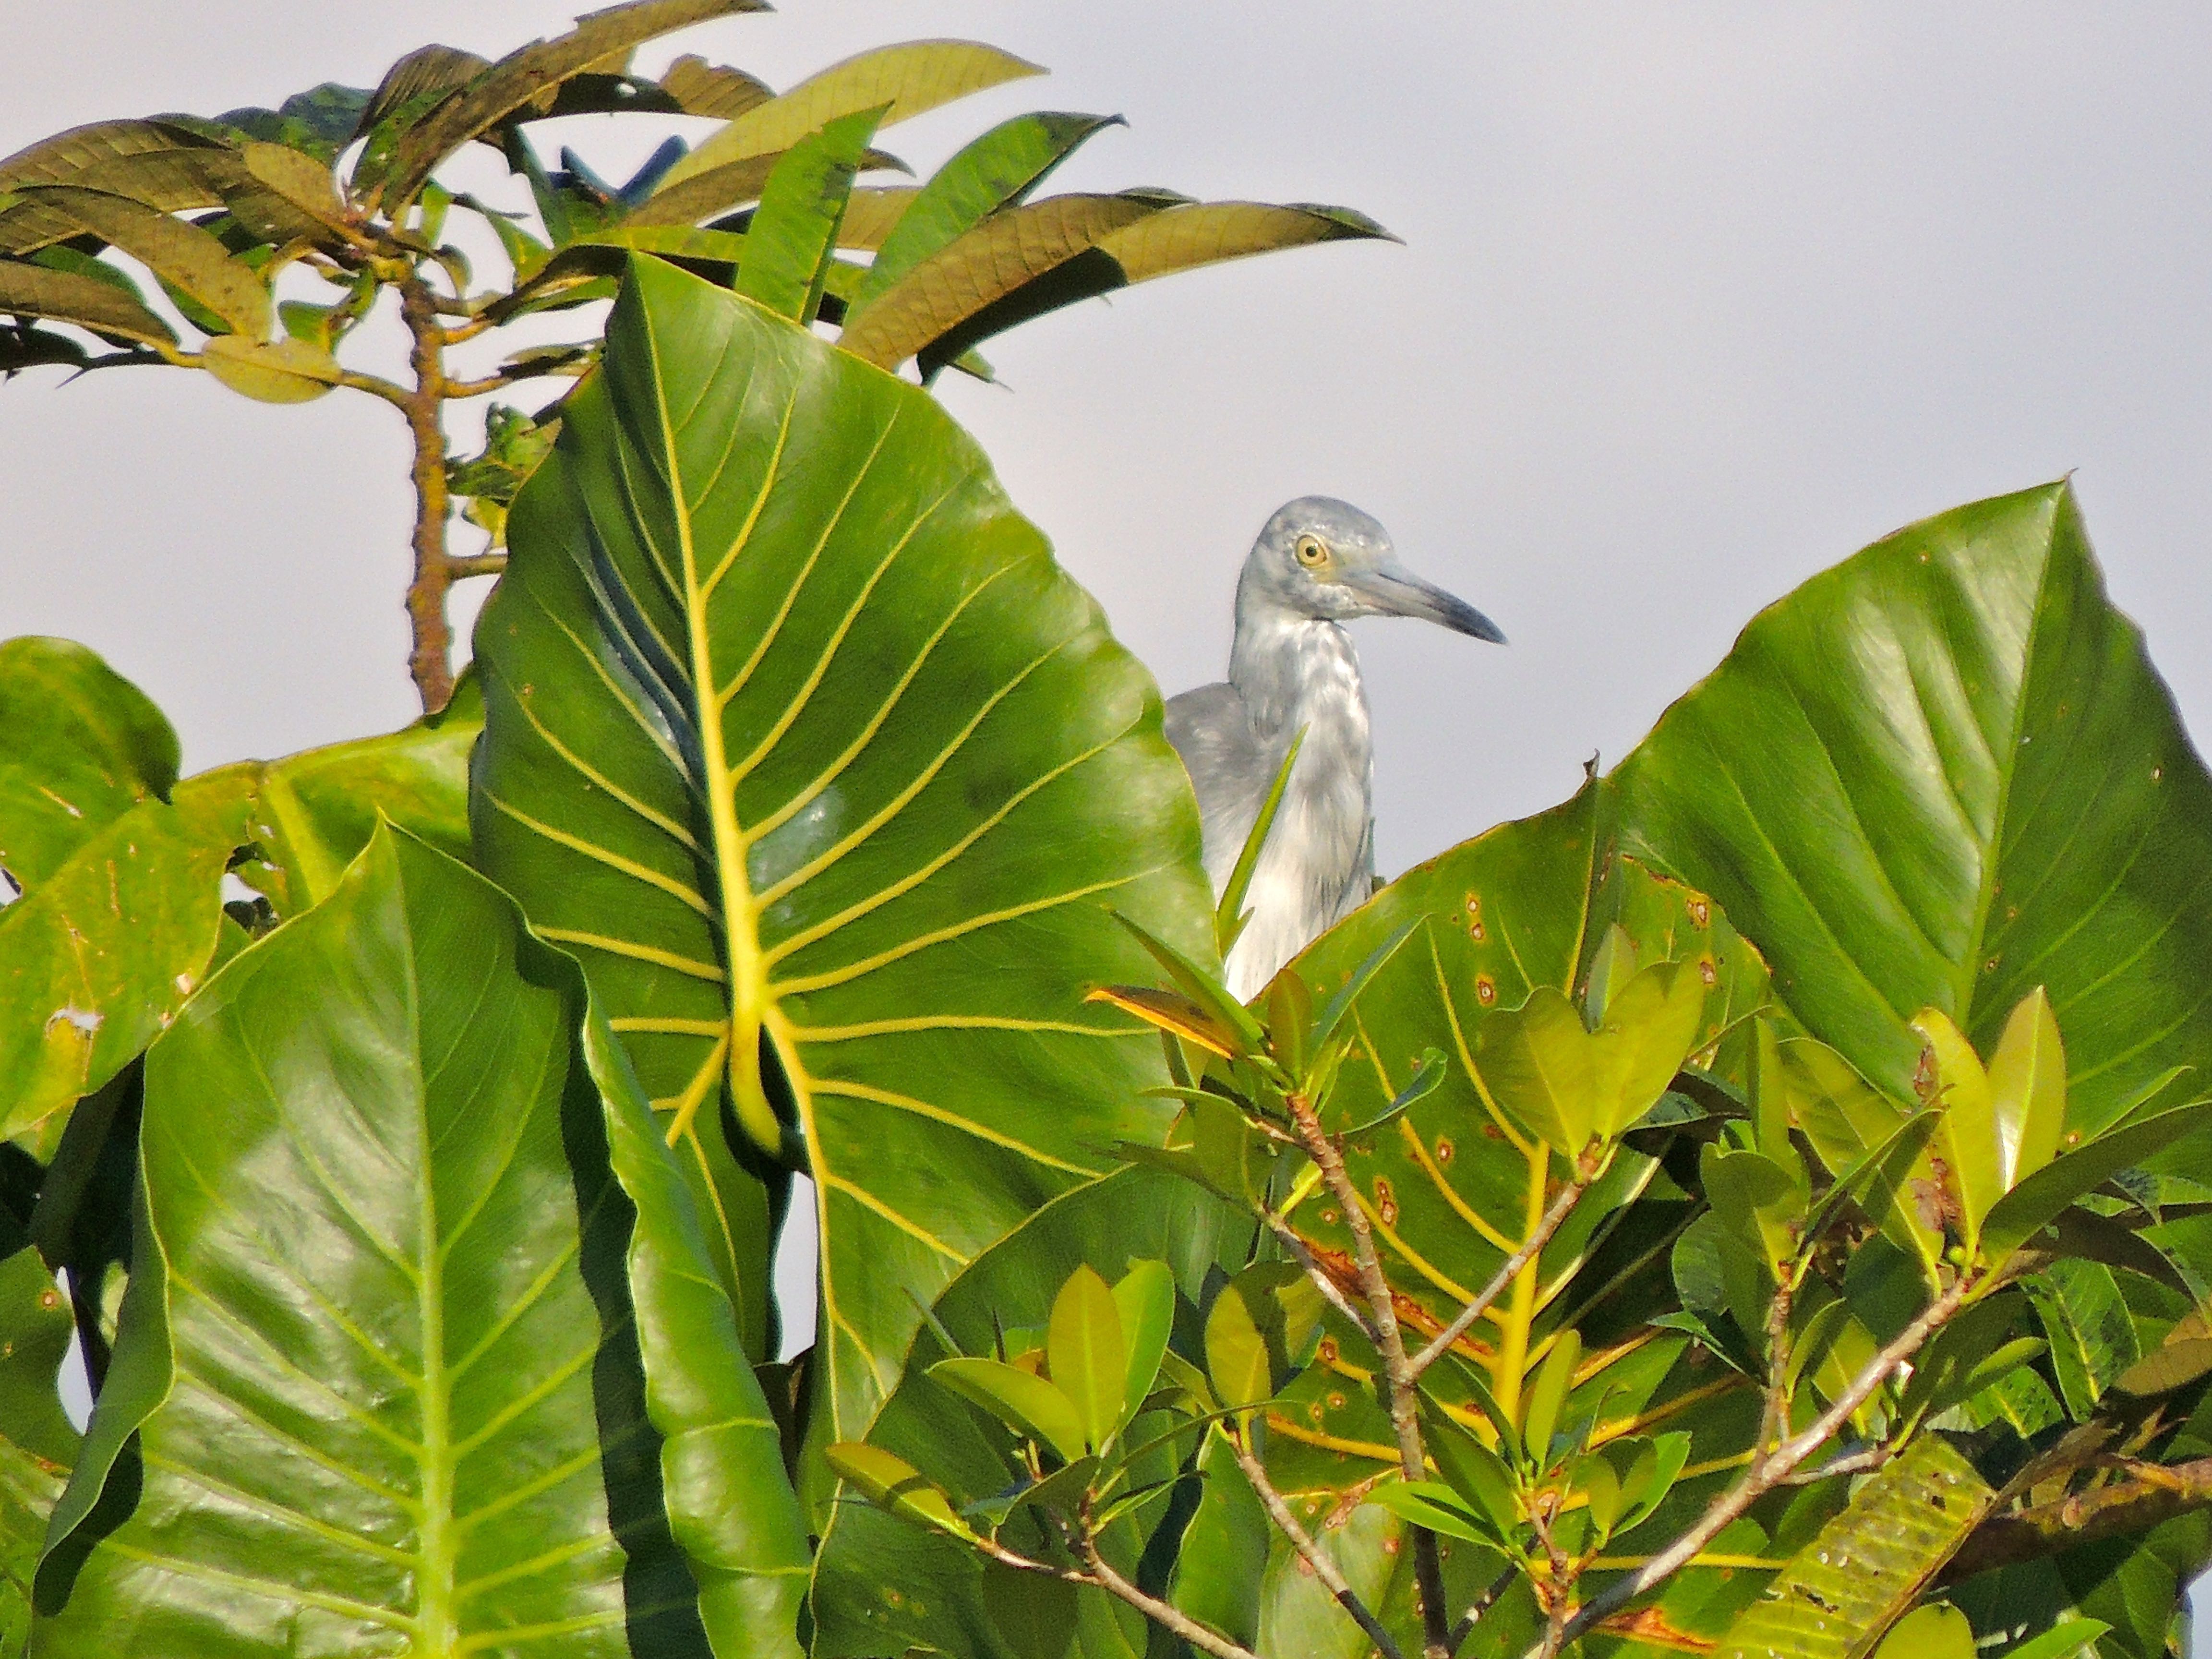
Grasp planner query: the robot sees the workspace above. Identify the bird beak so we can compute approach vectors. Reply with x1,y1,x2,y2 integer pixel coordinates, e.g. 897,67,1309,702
1344,562,1506,643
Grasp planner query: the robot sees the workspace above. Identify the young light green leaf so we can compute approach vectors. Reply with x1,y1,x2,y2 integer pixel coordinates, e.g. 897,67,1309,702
1702,1143,1803,1281
1476,985,1596,1151
826,1442,973,1539
1587,955,1709,1138
1046,1264,1125,1454
1112,1260,1176,1431
1618,1430,1692,1532
1914,1006,2001,1249
1580,1455,1624,1540
1520,1327,1582,1464
200,334,343,403
1986,986,2067,1190
736,105,882,324
1873,1603,1975,1659
1581,922,1638,1028
928,1356,1087,1464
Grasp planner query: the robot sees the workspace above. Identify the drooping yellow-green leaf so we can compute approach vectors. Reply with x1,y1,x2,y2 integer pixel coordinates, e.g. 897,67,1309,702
0,258,174,346
199,334,343,402
837,192,1163,370
469,256,1212,1453
659,39,1040,192
377,0,765,209
19,185,268,337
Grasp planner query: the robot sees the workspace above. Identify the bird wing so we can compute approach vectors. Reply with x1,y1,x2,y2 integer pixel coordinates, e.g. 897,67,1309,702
1163,680,1273,892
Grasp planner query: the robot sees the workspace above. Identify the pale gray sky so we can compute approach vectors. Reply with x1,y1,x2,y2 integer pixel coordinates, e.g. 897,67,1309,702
6,4,2211,1632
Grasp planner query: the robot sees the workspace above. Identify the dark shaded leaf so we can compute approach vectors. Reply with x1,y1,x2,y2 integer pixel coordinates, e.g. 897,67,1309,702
17,186,267,336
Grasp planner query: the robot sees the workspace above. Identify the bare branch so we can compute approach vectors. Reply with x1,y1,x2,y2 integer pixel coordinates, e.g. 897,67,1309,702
1285,1091,1453,1659
1224,1429,1405,1659
1076,1529,1261,1659
1940,1453,2212,1585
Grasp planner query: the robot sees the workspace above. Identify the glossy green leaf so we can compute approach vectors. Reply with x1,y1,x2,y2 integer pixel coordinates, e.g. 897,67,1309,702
1779,1035,1945,1273
472,258,1213,1453
1981,1100,2212,1265
0,1246,73,1655
1987,986,2068,1190
979,1562,1078,1659
0,637,178,894
375,0,764,209
1713,1436,1993,1659
1045,1264,1124,1453
1914,1006,2003,1249
1206,1268,1281,1418
18,186,268,337
660,40,1040,192
847,111,1121,319
1424,1412,1519,1536
30,827,807,1656
1364,1479,1494,1546
1702,1143,1803,1282
927,1357,1087,1464
1108,911,1264,1057
1993,1622,2110,1659
736,107,881,323
1610,483,2212,1140
1874,1603,1976,1659
0,258,174,346
1520,1326,1580,1460
1167,1426,1269,1649
1109,1259,1174,1430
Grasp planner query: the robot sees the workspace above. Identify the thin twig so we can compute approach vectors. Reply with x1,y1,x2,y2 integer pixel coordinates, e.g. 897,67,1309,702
1447,1567,1518,1656
1780,1445,1891,1485
1224,1428,1405,1659
1408,1174,1587,1380
1076,1527,1260,1659
1551,1268,1982,1649
1285,1091,1453,1659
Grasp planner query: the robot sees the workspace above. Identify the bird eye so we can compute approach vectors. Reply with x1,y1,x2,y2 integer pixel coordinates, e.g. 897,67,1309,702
1294,535,1328,567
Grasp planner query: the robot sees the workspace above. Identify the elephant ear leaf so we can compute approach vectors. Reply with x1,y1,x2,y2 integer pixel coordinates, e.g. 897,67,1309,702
30,826,806,1657
1609,483,2212,1140
469,255,1214,1457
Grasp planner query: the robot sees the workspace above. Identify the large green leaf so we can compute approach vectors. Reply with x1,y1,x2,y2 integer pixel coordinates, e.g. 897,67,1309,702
0,637,179,895
0,1246,76,1654
1609,483,2212,1136
470,257,1214,1453
30,827,806,1656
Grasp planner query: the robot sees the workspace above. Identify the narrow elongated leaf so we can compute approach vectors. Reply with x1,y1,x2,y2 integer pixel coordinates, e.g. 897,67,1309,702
0,120,220,194
0,637,178,894
30,828,808,1655
1714,1437,1994,1659
661,40,1040,192
1110,1260,1174,1429
471,257,1213,1453
1981,1101,2212,1263
0,260,174,346
838,192,1164,369
378,0,766,209
849,111,1121,318
1986,986,2067,1189
1610,483,2212,1137
736,107,880,323
1091,200,1393,282
18,185,267,337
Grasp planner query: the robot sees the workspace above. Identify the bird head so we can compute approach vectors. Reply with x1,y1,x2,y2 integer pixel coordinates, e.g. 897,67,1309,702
1239,496,1505,642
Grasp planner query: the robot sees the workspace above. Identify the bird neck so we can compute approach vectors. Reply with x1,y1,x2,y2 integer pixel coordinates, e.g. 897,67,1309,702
1228,601,1370,746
